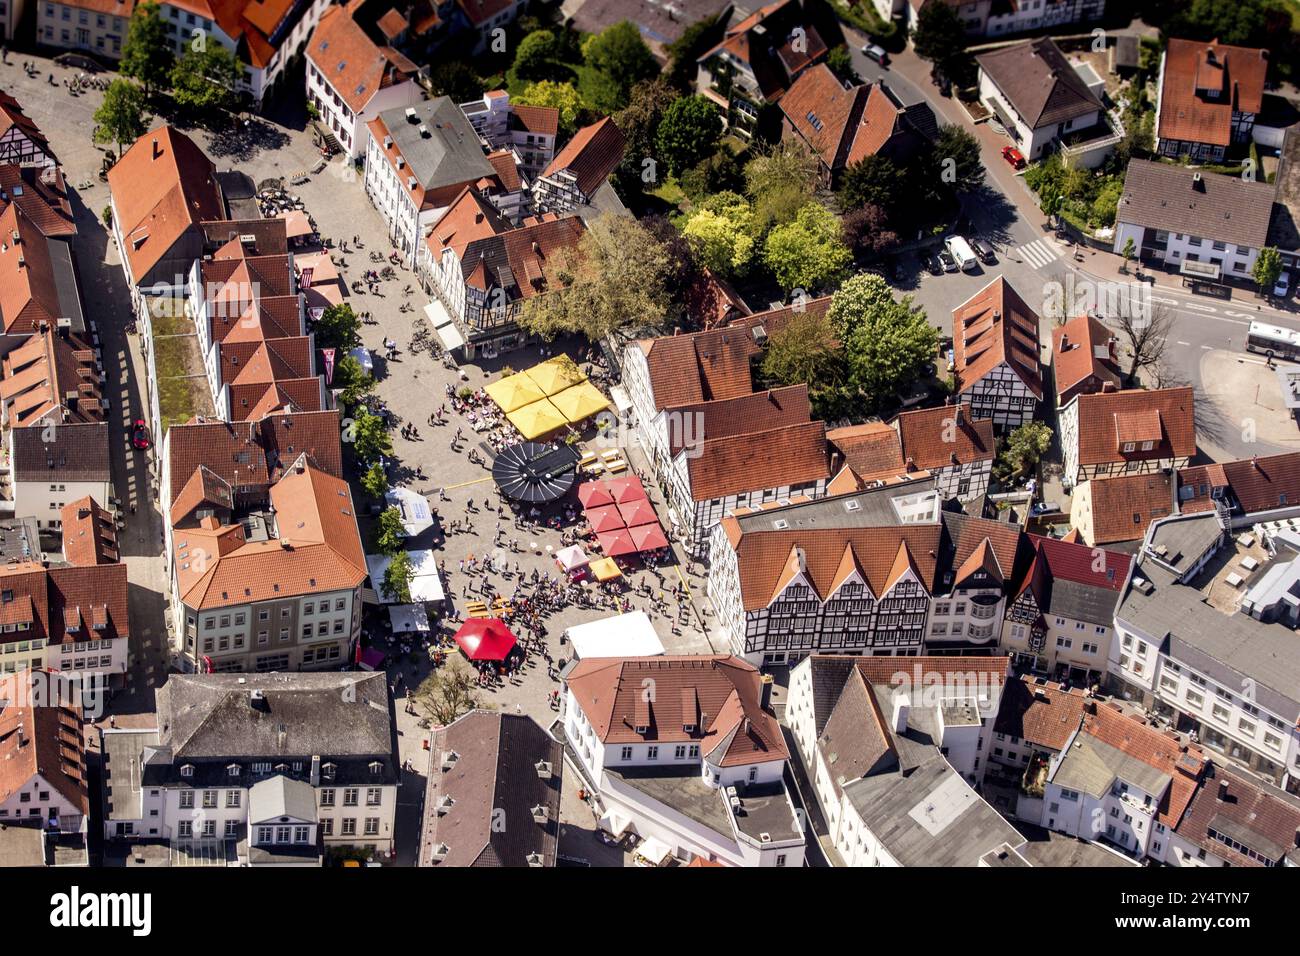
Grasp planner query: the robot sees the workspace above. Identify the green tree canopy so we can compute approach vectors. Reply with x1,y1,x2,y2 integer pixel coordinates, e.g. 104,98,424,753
121,3,174,94
513,29,562,82
516,80,584,136
762,202,852,292
934,124,985,192
93,80,150,158
744,137,819,232
759,309,849,419
584,20,659,97
361,461,388,499
614,78,681,182
997,422,1053,480
413,655,481,726
665,14,725,90
656,95,723,176
333,354,375,409
682,191,756,275
830,273,940,407
372,506,406,556
314,303,362,351
349,406,392,464
382,549,414,603
912,1,971,84
1254,246,1284,292
839,155,908,217
171,41,243,113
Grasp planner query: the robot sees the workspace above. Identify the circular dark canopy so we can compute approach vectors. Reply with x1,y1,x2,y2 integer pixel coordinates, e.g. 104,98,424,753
492,442,581,503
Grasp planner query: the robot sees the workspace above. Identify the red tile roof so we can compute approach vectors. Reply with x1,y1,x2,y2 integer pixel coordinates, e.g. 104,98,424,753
1176,764,1300,866
1072,387,1195,467
0,325,102,427
892,404,994,472
952,277,1043,399
510,104,559,137
663,385,811,457
1158,39,1268,149
0,204,62,334
60,497,119,566
1052,314,1121,404
1079,473,1175,545
0,683,87,816
566,655,788,766
779,64,868,170
1081,705,1206,827
826,422,908,484
307,4,417,115
686,419,829,502
541,117,627,197
1177,452,1300,516
0,164,75,238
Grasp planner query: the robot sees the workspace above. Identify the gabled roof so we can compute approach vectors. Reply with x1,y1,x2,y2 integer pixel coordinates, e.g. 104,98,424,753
976,37,1103,129
1012,533,1130,626
698,0,825,101
826,421,908,485
892,404,995,472
0,91,54,164
1077,473,1175,545
994,677,1089,752
1178,452,1300,516
0,324,102,427
1116,159,1275,252
10,421,110,483
60,496,118,566
0,204,63,334
540,117,627,197
367,98,498,212
1158,39,1268,149
952,277,1043,399
0,164,75,238
685,420,829,502
779,64,869,170
1070,387,1196,467
1052,314,1121,402
108,127,224,282
663,385,812,458
0,683,86,815
1176,763,1300,867
307,2,418,115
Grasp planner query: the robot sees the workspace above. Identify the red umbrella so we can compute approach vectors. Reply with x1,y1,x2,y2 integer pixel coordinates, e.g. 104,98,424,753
606,475,648,504
616,497,657,527
586,504,626,533
597,528,639,557
628,522,670,552
577,481,615,509
453,618,518,662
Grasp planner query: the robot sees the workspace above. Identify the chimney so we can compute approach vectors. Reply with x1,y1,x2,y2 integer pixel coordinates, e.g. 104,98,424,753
742,716,752,736
249,688,267,710
760,674,774,712
891,693,910,734
310,755,321,786
1252,456,1259,469
1192,172,1205,192
1218,778,1230,801
1083,700,1098,715
1060,333,1070,351
151,138,161,160
16,725,26,748
905,456,916,472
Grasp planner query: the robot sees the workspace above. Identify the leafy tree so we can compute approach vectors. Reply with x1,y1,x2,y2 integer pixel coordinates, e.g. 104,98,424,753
641,214,703,317
518,213,670,341
516,80,584,136
744,138,819,232
614,78,680,182
759,309,850,418
120,3,174,95
826,45,858,85
333,354,375,409
361,461,388,499
584,20,658,97
1090,179,1123,228
682,192,756,275
763,202,852,292
912,0,972,86
1120,237,1136,274
372,506,406,556
513,29,561,82
93,80,150,158
679,150,744,202
841,204,900,259
413,656,481,726
314,303,362,351
997,422,1053,481
665,14,725,90
427,61,484,103
350,406,392,464
934,124,984,192
1254,246,1284,294
656,95,723,176
382,550,413,603
171,42,243,113
839,155,908,218
829,273,939,407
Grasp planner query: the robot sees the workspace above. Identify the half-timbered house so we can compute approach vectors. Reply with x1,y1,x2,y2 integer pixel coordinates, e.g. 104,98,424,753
951,277,1043,431
0,92,56,168
1058,386,1195,490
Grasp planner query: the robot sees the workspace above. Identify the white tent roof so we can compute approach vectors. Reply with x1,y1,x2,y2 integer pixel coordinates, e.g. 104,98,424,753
365,549,445,604
565,611,665,660
555,544,589,571
388,603,430,633
385,486,434,537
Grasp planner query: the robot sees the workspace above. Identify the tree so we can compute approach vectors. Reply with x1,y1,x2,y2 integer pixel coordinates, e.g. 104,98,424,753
516,80,584,136
413,656,481,726
381,550,413,603
614,78,680,183
665,14,724,90
361,461,388,499
656,95,723,176
1254,246,1284,294
1120,237,1136,274
839,155,908,218
171,42,243,113
841,204,900,259
744,137,819,232
120,3,174,95
349,406,392,463
427,61,484,103
93,80,149,158
314,303,362,351
826,45,858,85
762,202,852,292
372,506,406,556
584,20,658,97
934,124,984,192
518,214,670,341
759,309,849,418
682,192,756,275
1114,302,1176,382
1090,179,1123,228
679,150,744,201
997,422,1053,481
333,354,375,408
829,273,940,407
912,0,971,86
513,29,561,82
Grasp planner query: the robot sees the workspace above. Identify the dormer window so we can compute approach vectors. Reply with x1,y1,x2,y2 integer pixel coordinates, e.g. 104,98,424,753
369,761,383,774
635,724,648,735
322,762,337,780
180,764,194,778
227,764,240,777
683,723,696,734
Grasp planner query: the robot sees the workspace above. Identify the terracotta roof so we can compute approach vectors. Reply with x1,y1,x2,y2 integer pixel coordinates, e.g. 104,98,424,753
565,655,788,766
1158,39,1268,149
485,150,521,193
1176,763,1300,867
48,563,129,647
376,7,407,38
1071,387,1196,467
779,64,868,170
60,497,118,566
0,686,87,816
663,385,811,457
307,4,417,115
1052,314,1121,404
1117,160,1275,252
108,127,224,282
540,117,626,197
1079,705,1206,826
457,0,513,25
994,676,1089,751
510,104,559,137
952,277,1043,399
685,419,829,502
10,422,109,483
1178,452,1300,516
0,164,75,238
892,404,994,471
0,91,54,164
0,325,102,427
975,37,1103,129
826,422,908,485
425,186,512,262
0,204,62,334
1078,473,1175,545
456,211,586,305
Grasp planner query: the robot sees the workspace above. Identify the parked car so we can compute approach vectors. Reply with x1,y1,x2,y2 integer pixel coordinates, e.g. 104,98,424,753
1030,501,1062,516
924,253,944,276
938,250,958,273
862,43,889,66
1275,271,1292,298
132,419,152,450
1001,145,1027,170
943,235,980,273
971,238,997,265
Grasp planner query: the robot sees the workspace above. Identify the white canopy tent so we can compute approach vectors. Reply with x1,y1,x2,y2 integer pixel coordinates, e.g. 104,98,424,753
385,486,434,538
565,611,665,660
388,603,430,633
365,549,445,604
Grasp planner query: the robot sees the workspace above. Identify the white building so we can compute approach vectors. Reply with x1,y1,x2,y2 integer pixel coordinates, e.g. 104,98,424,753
0,89,56,168
563,655,804,867
461,90,558,179
7,422,111,530
0,687,87,835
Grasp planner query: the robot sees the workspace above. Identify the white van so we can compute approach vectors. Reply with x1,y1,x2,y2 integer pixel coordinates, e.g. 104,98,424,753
944,235,979,273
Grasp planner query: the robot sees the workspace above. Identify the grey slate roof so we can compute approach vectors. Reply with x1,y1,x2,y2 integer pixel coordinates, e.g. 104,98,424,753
728,478,938,535
1042,577,1121,628
249,774,319,824
1052,733,1171,799
1117,159,1276,251
376,97,496,194
11,422,110,482
976,38,1103,129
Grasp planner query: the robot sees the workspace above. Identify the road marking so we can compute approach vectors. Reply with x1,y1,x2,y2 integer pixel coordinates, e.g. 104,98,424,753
1184,303,1218,313
1015,239,1059,269
1176,340,1191,346
1224,311,1254,319
1152,296,1179,305
442,475,493,490
1200,345,1213,350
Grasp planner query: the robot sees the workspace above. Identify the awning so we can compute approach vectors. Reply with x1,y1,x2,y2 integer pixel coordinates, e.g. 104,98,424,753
565,611,663,659
597,528,639,557
585,504,626,532
577,481,615,509
635,836,673,866
435,320,465,351
616,498,657,528
524,355,585,396
357,647,386,671
388,603,430,633
507,399,568,440
364,550,445,603
424,300,466,351
628,522,670,552
1180,258,1221,280
609,384,633,414
453,618,518,661
606,475,649,504
555,545,590,572
589,557,623,581
385,486,434,537
550,381,611,423
486,371,547,413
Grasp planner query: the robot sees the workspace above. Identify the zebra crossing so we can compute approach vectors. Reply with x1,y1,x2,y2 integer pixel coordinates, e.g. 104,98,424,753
1014,239,1061,269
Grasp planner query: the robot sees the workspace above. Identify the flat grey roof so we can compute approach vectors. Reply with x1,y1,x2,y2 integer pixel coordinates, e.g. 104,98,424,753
1015,824,1141,866
605,765,734,841
102,728,158,821
0,824,46,866
376,97,496,194
1053,733,1171,799
729,780,802,843
1147,512,1223,572
729,478,938,534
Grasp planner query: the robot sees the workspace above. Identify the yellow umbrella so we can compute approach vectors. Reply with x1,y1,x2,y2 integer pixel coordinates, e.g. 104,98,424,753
486,371,546,413
507,398,568,440
550,381,611,423
524,355,585,397
589,557,622,581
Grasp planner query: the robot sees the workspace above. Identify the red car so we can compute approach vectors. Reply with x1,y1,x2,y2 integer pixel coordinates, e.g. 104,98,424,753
1001,145,1027,170
132,419,152,450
